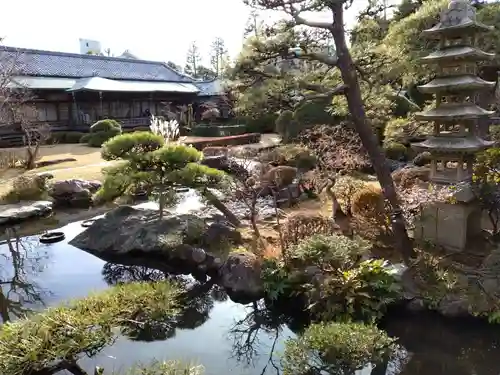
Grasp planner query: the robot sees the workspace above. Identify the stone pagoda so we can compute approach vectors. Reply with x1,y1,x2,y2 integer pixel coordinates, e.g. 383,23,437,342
412,0,495,184
412,0,496,251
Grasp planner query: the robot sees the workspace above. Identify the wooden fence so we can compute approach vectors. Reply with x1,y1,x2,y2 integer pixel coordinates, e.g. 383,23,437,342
0,117,151,148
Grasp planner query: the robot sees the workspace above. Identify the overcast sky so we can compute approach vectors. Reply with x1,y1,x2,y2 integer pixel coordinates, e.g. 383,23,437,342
0,0,392,66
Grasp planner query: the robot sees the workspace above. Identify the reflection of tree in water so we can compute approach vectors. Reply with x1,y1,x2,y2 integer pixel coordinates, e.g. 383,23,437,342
383,312,500,375
0,228,49,323
228,300,288,374
102,262,169,285
102,263,220,341
211,284,229,302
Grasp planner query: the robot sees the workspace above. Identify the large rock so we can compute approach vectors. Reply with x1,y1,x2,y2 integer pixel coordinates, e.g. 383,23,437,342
201,156,250,180
69,205,240,267
49,179,102,208
0,200,52,225
201,155,228,170
219,251,263,300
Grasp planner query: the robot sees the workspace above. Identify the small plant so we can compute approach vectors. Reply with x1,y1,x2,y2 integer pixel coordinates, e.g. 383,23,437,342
150,115,181,142
261,258,293,301
290,234,370,270
307,259,402,322
1,174,53,203
282,321,397,375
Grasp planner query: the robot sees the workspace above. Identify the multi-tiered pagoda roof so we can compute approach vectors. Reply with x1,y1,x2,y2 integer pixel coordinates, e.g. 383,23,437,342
412,0,496,183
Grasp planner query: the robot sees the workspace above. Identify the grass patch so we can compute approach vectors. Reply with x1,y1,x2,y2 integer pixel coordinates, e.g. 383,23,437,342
0,144,113,199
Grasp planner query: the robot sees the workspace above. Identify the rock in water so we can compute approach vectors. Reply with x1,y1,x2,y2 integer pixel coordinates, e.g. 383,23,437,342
219,252,263,301
69,205,240,264
0,201,53,225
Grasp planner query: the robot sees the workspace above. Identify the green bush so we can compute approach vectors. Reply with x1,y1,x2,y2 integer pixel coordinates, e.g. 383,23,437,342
90,119,122,133
101,131,165,161
64,132,85,143
293,99,336,127
290,234,370,269
80,120,124,147
80,133,92,143
282,322,397,375
262,234,400,322
383,141,408,160
1,174,52,203
87,128,122,147
49,132,86,144
308,258,401,322
413,151,432,166
243,113,278,134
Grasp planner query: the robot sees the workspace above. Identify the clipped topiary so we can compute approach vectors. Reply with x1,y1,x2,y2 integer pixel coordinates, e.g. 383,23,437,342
82,119,123,148
80,134,91,143
293,99,336,127
383,141,408,160
90,119,122,133
351,185,385,221
101,131,165,161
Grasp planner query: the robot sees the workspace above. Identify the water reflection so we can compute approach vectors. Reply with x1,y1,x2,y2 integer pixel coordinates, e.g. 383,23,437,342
228,300,286,373
383,311,500,375
0,228,50,323
101,263,219,341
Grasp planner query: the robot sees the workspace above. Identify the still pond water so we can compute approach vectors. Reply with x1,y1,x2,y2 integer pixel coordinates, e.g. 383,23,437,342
2,218,500,374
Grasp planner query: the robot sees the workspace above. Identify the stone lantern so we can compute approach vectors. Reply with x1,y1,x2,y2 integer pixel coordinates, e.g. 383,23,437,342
412,0,496,250
412,0,495,184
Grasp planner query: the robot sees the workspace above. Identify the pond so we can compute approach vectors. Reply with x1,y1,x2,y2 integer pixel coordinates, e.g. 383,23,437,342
2,216,500,374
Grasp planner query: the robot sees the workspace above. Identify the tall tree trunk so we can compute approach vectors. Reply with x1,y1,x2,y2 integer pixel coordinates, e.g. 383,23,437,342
330,3,414,262
201,188,242,228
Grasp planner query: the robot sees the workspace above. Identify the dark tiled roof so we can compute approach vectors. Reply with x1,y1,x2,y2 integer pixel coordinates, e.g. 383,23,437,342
0,46,191,83
194,79,225,96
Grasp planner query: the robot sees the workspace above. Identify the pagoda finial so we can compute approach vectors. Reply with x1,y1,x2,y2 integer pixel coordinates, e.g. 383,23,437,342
440,0,476,27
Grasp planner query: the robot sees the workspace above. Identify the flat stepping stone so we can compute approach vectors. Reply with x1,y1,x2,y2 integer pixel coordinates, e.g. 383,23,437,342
0,200,53,225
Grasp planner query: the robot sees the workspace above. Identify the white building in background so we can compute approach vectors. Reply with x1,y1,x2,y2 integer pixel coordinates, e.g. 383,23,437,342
79,38,102,55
